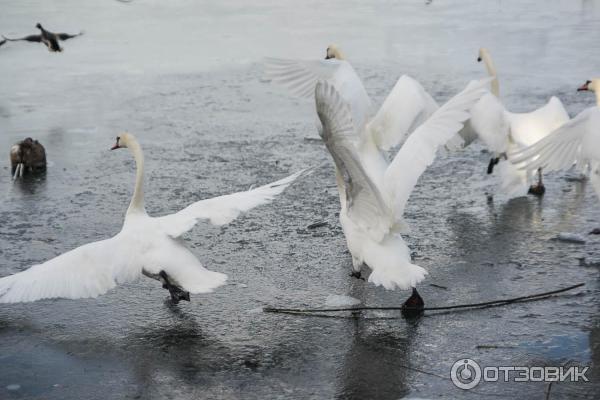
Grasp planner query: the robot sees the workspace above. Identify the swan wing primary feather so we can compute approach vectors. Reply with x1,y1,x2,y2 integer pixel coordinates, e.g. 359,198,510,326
264,57,372,131
509,107,597,172
383,78,491,219
315,80,392,241
0,234,137,303
157,169,309,238
367,75,439,150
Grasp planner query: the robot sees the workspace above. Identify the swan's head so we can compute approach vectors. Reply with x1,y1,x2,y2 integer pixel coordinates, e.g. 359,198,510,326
578,79,600,92
325,45,344,60
35,23,42,30
110,132,136,150
477,48,489,62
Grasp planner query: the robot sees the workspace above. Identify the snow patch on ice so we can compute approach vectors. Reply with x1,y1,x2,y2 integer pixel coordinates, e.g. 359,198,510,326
554,232,586,244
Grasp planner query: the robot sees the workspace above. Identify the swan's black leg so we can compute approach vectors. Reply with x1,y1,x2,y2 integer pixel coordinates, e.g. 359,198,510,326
528,168,545,196
158,271,190,304
349,270,365,281
402,288,424,318
487,157,500,174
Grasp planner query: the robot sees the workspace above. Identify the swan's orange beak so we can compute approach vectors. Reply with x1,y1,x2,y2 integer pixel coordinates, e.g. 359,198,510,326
577,82,590,91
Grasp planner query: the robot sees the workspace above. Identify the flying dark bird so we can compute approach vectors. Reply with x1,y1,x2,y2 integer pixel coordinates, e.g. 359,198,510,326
3,23,83,52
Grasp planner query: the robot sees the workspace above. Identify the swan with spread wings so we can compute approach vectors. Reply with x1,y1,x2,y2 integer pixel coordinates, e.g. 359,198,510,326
0,133,307,304
314,77,489,306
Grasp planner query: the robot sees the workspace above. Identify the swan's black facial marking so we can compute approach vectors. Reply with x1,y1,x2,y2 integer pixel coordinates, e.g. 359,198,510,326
578,80,591,91
477,56,482,62
325,47,332,60
110,136,121,150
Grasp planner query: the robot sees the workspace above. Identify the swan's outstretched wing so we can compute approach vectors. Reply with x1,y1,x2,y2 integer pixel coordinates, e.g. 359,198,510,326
509,108,597,172
142,238,227,294
264,58,372,130
316,80,392,241
265,58,344,98
367,75,439,150
508,96,570,148
157,169,309,238
383,78,491,218
0,234,138,303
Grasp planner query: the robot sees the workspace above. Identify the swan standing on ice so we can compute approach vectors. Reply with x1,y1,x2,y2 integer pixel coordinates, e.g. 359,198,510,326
314,77,489,306
509,79,600,227
0,133,307,304
265,45,439,151
457,48,570,197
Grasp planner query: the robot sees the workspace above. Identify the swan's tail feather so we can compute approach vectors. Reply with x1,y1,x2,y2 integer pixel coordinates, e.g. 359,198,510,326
180,270,228,294
368,262,428,291
497,160,529,198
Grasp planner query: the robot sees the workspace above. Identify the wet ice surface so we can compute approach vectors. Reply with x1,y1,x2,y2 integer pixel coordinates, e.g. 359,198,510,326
1,0,600,399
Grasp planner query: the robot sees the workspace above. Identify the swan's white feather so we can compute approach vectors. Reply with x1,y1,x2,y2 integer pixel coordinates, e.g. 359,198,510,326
0,133,304,303
508,96,570,148
384,78,491,218
509,107,600,199
363,234,428,290
315,79,488,290
157,169,309,238
316,81,392,242
0,235,134,303
140,236,227,294
467,92,510,153
509,108,597,171
367,75,439,150
264,58,371,130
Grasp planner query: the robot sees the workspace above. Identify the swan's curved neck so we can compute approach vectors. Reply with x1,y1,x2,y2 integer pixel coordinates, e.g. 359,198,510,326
480,52,500,97
594,91,600,107
126,140,146,215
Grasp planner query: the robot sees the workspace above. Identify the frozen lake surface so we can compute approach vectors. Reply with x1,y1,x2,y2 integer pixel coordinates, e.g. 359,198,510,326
1,0,599,398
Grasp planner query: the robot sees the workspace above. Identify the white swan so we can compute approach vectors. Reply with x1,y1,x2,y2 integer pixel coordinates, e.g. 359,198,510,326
265,45,439,152
314,77,489,304
458,48,570,197
509,79,600,210
0,133,307,304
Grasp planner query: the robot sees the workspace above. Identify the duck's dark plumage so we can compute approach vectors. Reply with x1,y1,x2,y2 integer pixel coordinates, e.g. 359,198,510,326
2,23,83,52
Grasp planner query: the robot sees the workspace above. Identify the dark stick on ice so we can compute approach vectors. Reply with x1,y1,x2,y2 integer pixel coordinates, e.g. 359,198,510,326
307,221,328,229
263,283,584,315
429,283,448,290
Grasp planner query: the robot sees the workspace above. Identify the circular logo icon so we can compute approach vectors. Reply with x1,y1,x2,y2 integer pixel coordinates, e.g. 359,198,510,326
451,358,482,390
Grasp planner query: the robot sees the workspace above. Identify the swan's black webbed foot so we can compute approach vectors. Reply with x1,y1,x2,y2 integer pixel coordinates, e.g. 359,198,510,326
487,157,500,174
169,289,190,304
159,271,190,304
528,183,545,196
402,288,424,318
350,271,365,281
